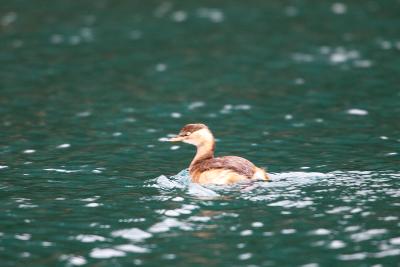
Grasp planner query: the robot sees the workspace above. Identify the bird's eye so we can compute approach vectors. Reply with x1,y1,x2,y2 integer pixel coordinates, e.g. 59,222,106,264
185,132,191,136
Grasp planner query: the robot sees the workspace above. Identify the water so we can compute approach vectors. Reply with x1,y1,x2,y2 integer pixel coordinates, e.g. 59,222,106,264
1,0,400,266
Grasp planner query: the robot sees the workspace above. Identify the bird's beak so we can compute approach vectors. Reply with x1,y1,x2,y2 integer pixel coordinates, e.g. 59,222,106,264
167,135,185,142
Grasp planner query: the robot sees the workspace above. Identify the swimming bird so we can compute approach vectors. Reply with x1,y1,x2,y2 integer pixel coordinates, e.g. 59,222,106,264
168,123,269,184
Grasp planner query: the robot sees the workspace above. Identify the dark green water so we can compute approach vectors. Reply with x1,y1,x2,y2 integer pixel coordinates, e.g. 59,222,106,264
1,1,400,266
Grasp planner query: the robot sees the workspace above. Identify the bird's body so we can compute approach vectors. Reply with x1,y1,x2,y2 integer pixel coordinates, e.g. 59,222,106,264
168,123,269,185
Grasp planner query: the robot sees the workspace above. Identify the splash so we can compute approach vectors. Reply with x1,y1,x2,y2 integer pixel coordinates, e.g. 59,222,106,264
152,169,333,198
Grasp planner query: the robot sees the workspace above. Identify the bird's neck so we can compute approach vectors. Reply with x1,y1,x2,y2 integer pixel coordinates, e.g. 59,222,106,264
190,139,215,168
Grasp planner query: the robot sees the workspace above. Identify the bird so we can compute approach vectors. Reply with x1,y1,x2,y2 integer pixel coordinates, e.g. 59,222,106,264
167,123,269,184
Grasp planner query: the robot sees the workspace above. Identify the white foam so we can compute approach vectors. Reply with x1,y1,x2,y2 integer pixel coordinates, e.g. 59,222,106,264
57,143,70,148
148,218,191,233
329,240,346,249
188,183,220,197
189,216,211,222
282,229,296,234
15,233,31,240
50,34,64,44
240,230,253,236
188,101,205,110
165,210,180,217
75,234,105,243
69,256,86,266
155,175,185,190
129,30,142,40
338,252,367,260
154,2,173,17
23,149,36,154
155,63,167,72
312,229,331,235
354,59,372,68
44,168,80,173
390,237,400,245
60,255,87,266
373,249,400,258
285,114,293,120
115,244,149,253
285,6,298,17
90,248,125,259
251,222,264,228
85,203,101,207
158,137,169,142
170,112,182,118
111,228,152,241
171,11,187,22
347,108,368,116
196,8,224,23
292,53,314,62
124,117,136,123
238,253,252,260
80,197,99,202
79,27,93,41
1,12,17,26
76,111,91,117
350,229,387,242
69,35,81,45
331,3,347,14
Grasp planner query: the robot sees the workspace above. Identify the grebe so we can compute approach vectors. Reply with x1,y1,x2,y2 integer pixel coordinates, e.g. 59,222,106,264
168,123,269,185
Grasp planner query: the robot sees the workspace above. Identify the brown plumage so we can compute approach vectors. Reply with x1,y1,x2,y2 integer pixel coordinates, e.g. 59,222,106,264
191,156,256,178
168,123,269,184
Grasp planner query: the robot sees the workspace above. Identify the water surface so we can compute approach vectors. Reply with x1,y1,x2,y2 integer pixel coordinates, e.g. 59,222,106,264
1,0,400,266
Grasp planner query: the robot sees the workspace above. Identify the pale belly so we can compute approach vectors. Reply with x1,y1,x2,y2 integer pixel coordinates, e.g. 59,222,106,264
191,167,268,185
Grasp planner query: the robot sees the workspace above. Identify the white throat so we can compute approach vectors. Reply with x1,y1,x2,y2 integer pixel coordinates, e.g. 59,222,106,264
183,128,214,147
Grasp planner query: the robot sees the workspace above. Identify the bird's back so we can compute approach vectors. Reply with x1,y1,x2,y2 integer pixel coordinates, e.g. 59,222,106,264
190,156,256,179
